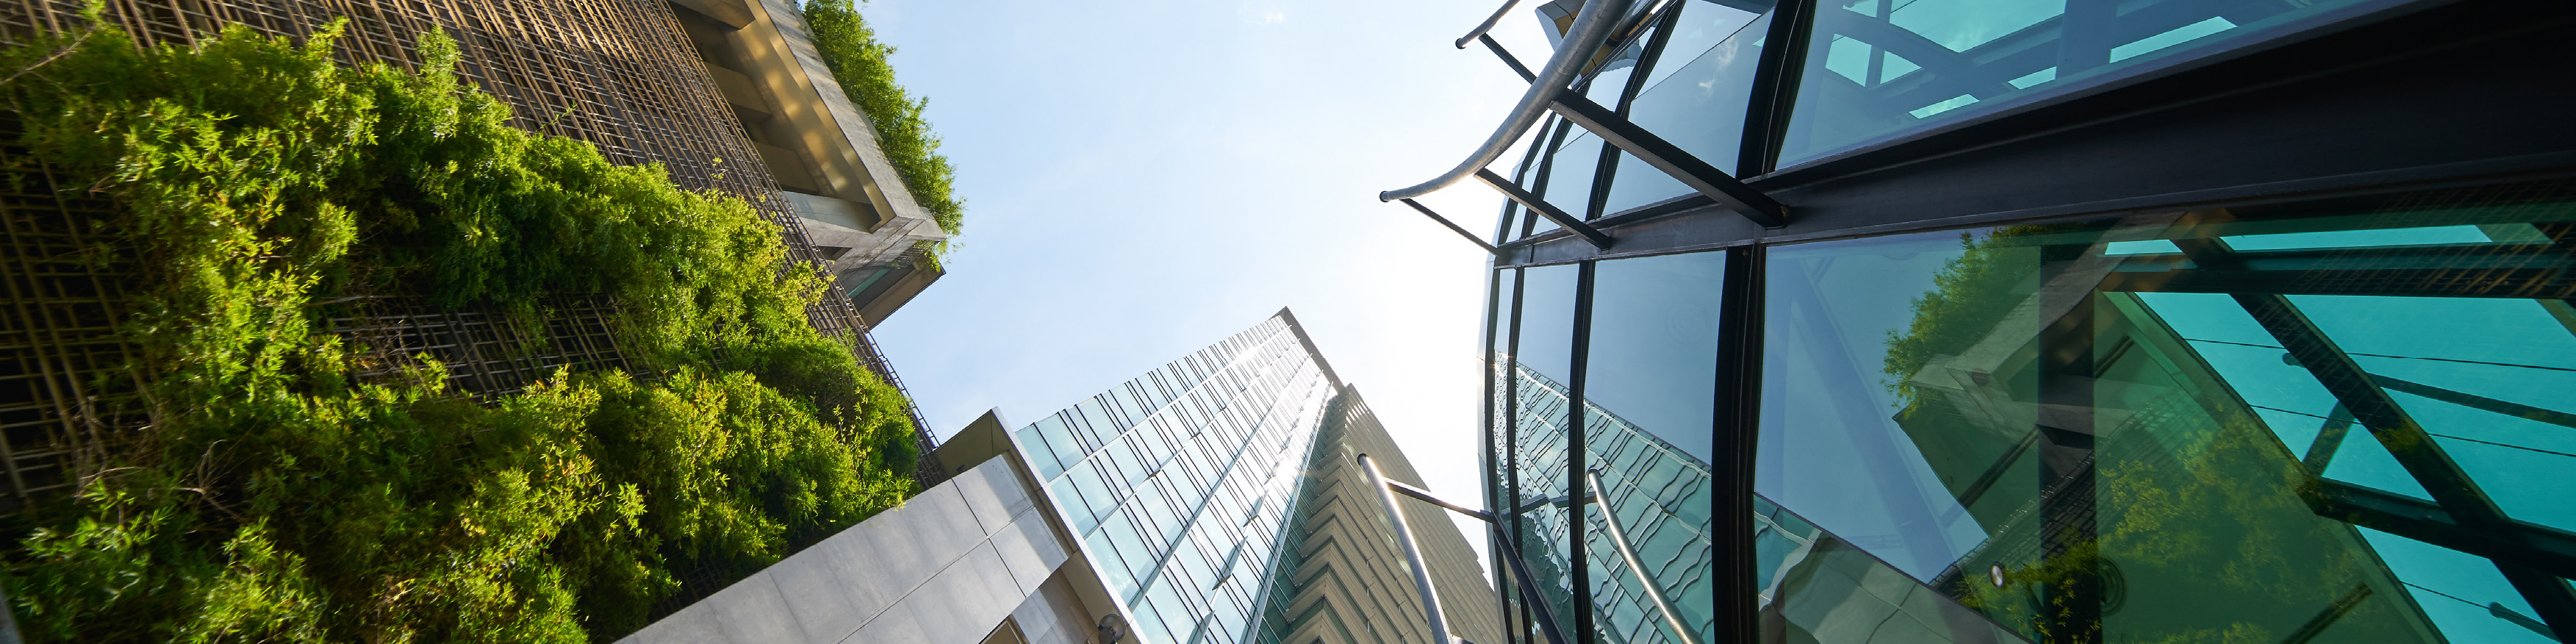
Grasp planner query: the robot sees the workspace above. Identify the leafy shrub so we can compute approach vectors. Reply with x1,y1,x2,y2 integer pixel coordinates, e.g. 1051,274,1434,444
0,16,916,643
804,0,963,261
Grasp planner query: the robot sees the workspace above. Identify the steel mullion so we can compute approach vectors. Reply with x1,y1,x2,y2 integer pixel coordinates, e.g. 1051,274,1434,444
1741,0,1818,176
1567,260,1599,644
1714,243,1764,644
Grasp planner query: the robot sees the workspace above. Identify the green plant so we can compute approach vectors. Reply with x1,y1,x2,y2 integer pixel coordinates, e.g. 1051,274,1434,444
0,16,915,643
804,0,963,265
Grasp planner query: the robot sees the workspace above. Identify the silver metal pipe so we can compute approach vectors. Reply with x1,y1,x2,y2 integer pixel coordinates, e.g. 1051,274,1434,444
1588,470,1703,644
1381,0,1637,203
1454,0,1529,49
1360,454,1454,644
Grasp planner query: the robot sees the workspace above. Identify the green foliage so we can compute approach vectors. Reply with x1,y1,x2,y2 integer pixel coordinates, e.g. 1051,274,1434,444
0,18,916,643
803,0,963,261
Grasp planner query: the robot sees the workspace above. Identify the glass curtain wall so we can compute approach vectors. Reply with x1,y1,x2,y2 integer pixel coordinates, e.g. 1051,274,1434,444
1501,0,2428,244
1484,181,2576,644
1013,317,1338,644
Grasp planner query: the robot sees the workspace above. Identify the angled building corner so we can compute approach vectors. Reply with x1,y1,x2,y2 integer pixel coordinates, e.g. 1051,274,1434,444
668,0,950,326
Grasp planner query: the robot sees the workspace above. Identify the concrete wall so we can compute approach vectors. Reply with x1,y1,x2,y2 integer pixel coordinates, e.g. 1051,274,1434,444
618,457,1081,644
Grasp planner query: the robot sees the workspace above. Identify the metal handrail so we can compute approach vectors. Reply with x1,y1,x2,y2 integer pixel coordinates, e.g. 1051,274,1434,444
1588,471,1703,644
1454,0,1531,49
1360,454,1456,644
1380,0,1637,203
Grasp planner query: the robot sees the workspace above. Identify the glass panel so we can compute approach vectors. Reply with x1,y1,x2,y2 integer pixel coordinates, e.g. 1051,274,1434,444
1640,1,1767,91
1753,187,2576,643
1019,425,1068,480
1604,10,1770,215
1542,133,1607,221
1586,251,1726,462
1515,265,1582,385
2359,528,2564,644
1756,498,2029,644
1507,262,1583,633
1778,0,2396,165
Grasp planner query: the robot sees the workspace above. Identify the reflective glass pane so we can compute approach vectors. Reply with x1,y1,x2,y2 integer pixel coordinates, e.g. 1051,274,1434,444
1586,251,1726,462
1508,262,1582,631
1542,133,1607,221
1753,188,2576,643
1515,265,1582,385
1604,10,1773,215
1640,1,1767,91
1778,0,2397,165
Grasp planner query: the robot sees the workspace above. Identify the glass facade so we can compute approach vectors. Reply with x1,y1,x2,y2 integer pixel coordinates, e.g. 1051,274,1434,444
1012,316,1336,644
1438,1,2569,642
1487,183,2576,643
1500,0,2442,239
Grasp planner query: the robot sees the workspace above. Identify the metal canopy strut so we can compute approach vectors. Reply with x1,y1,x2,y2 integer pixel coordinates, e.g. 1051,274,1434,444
1547,94,1788,227
1401,199,1505,254
1456,0,1533,49
1385,0,1793,254
1360,454,1574,644
1588,471,1704,644
1358,454,1457,644
1380,0,1636,203
1478,168,1616,248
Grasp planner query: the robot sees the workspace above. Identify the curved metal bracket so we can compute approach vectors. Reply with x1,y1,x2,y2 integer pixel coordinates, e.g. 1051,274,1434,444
1364,458,1573,644
1590,470,1704,644
1382,0,1637,203
1456,0,1532,49
1360,454,1457,644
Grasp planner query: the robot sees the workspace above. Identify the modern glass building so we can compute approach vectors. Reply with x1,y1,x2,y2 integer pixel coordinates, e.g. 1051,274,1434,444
1006,310,1503,644
1380,0,2576,643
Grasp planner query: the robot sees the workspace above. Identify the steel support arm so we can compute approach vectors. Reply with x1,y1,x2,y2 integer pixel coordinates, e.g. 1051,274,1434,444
1476,168,1615,248
1590,471,1704,644
1360,454,1457,644
1382,0,1636,203
1457,0,1532,49
1399,198,1503,254
1547,93,1789,227
1479,34,1537,82
1362,458,1572,644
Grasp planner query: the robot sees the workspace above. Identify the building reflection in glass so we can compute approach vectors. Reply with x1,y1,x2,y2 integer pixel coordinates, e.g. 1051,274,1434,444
1493,188,2576,644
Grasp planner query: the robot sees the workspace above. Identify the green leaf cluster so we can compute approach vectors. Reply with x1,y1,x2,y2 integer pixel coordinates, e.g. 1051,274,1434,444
0,17,916,643
803,0,963,262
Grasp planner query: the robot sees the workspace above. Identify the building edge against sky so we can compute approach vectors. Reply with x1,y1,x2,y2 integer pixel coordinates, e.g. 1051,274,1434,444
621,309,1506,644
1407,1,2576,643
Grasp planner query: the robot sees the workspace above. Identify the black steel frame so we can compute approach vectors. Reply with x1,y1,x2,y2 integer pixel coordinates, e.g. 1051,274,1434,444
1465,1,2576,643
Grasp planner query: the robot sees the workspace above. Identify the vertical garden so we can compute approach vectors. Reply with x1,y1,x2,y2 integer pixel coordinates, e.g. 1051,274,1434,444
0,15,919,643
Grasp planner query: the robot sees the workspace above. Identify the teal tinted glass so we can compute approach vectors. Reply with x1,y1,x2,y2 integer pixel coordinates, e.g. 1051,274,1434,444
1754,187,2576,643
1585,251,1726,462
1541,133,1607,221
1777,0,2396,166
1608,10,1771,215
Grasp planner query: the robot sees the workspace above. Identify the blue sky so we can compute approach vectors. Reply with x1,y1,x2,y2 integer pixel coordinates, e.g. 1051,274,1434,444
858,0,1556,548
